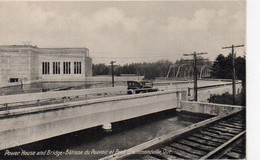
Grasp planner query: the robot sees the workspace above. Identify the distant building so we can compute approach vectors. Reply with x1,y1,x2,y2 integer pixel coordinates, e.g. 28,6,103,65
0,45,92,86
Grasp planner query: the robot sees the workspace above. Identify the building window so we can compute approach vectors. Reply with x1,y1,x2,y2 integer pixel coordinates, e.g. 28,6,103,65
53,62,60,74
9,78,19,83
42,62,50,74
63,62,71,74
74,62,81,74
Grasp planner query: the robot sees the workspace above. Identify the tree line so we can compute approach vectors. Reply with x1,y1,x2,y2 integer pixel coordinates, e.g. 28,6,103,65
92,58,213,80
92,60,173,80
92,54,245,83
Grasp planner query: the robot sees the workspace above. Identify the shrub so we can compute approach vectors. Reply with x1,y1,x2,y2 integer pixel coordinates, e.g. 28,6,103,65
208,92,244,106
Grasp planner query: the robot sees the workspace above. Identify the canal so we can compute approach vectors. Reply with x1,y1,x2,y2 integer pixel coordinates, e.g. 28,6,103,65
0,109,211,160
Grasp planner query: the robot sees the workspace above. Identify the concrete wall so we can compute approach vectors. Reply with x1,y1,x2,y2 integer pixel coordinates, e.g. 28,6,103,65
0,47,39,86
86,76,144,82
179,101,244,116
29,50,40,82
188,83,242,102
0,46,93,87
85,56,92,77
0,90,183,150
39,48,88,81
0,51,11,84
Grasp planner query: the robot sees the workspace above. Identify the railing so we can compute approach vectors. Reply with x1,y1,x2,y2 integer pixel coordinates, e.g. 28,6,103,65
153,81,191,86
0,86,127,109
187,82,241,95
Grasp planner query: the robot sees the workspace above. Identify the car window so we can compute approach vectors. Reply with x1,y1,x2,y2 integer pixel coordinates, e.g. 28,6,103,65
128,82,140,87
143,82,152,87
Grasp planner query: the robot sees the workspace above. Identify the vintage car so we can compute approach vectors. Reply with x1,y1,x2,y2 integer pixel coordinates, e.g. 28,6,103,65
127,80,159,94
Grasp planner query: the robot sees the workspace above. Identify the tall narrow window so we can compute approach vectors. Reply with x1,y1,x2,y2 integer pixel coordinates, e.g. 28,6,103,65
53,62,60,74
63,62,71,74
42,62,50,74
63,62,65,74
74,62,81,74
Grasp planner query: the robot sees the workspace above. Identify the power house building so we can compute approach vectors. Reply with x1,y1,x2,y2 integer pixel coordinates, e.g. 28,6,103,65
0,45,92,86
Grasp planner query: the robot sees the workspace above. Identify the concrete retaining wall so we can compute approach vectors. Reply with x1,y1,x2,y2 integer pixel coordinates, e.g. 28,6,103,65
0,90,184,150
179,101,244,116
188,83,242,102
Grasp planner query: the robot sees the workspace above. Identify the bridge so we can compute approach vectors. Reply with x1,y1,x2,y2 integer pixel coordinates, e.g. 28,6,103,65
0,80,244,156
166,62,212,79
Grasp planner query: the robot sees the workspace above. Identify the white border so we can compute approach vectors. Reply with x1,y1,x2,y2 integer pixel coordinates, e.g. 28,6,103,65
248,0,260,159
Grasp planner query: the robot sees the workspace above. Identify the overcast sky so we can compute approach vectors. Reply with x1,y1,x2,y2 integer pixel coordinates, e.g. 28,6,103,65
0,1,245,65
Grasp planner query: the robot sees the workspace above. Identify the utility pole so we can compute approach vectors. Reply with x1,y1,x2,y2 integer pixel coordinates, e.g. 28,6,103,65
184,52,208,101
222,44,244,105
110,61,116,87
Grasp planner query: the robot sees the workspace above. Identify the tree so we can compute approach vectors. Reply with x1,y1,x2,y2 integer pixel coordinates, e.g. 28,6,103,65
92,60,173,80
92,64,110,76
210,54,246,106
210,53,245,80
211,54,231,79
208,92,243,105
236,55,246,106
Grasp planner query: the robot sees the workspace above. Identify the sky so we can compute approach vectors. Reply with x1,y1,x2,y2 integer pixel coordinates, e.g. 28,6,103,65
0,1,246,65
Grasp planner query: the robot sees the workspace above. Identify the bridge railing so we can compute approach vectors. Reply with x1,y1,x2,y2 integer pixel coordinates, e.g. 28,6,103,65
0,86,127,109
187,82,242,101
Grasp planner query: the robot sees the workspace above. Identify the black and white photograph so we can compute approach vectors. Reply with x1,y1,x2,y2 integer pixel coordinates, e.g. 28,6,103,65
0,0,247,159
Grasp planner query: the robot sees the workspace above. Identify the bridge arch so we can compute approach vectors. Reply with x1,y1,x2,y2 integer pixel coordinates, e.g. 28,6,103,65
166,63,211,79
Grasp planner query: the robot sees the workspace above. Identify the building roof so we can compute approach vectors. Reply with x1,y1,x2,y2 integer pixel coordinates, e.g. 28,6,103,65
0,45,89,56
0,45,38,48
39,48,88,55
0,45,39,52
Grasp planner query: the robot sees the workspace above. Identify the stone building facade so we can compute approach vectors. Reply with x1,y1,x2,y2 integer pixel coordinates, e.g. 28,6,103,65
0,45,92,87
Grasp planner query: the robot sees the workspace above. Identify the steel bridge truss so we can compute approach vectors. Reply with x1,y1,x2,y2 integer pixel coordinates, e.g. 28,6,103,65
166,64,211,79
